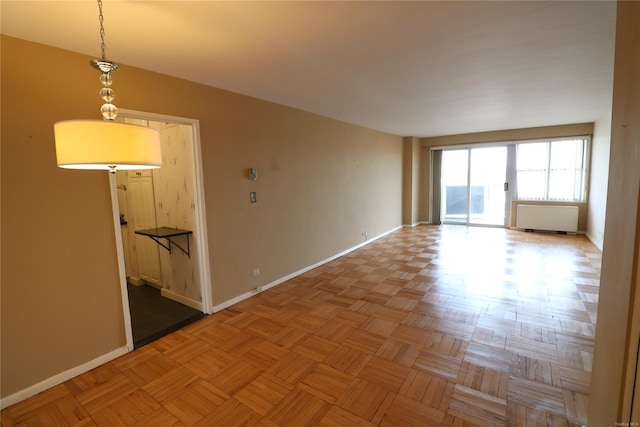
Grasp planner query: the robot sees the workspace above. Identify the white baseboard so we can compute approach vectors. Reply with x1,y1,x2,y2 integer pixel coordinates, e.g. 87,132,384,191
161,288,203,311
403,222,420,228
0,346,129,410
212,225,403,312
403,221,432,228
127,276,146,286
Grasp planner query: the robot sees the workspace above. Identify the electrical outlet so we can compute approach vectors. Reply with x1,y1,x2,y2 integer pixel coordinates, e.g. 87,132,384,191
252,268,260,276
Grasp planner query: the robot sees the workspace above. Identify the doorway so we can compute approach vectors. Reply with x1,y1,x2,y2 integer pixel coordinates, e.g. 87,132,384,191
109,111,212,350
441,146,509,226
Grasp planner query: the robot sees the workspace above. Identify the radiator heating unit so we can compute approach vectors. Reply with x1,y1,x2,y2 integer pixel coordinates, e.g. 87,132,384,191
516,204,579,233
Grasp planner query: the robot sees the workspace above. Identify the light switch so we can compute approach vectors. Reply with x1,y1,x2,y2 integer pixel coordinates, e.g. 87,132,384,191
250,192,257,203
249,168,258,180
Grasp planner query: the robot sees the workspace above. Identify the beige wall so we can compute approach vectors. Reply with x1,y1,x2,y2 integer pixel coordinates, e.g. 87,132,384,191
411,139,421,224
1,38,128,400
402,137,421,226
586,111,612,250
0,36,403,399
589,2,640,424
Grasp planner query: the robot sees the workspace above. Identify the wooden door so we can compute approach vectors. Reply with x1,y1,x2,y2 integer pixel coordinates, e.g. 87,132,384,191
130,172,162,286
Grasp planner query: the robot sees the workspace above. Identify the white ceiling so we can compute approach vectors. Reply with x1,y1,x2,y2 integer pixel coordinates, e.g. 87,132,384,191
1,1,617,138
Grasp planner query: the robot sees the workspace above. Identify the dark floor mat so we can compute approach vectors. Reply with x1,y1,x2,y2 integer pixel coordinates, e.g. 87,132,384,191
127,283,206,348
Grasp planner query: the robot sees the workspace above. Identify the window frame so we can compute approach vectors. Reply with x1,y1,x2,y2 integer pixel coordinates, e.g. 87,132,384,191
515,136,590,202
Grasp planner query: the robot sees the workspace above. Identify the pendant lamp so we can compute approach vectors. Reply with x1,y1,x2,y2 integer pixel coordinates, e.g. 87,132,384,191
54,0,161,173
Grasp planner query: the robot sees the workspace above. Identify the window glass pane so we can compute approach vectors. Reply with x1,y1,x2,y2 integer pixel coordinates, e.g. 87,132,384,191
517,143,548,200
549,139,584,200
441,150,468,223
470,146,507,225
550,139,583,169
549,170,576,200
516,138,587,202
575,168,585,200
517,143,548,170
517,170,546,200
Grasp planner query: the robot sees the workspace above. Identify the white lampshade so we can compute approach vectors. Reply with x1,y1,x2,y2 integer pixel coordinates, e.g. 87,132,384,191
54,120,162,171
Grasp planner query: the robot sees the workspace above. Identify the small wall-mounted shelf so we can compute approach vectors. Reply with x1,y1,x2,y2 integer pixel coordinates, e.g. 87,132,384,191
135,227,193,258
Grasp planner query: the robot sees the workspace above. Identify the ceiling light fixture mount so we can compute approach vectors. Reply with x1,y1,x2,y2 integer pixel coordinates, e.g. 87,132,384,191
54,0,161,173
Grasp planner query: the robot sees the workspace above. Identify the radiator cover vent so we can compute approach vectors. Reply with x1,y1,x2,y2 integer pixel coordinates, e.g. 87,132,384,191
516,204,579,233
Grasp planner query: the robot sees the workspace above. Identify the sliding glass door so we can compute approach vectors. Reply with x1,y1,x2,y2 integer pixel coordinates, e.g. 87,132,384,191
441,150,469,224
441,146,508,226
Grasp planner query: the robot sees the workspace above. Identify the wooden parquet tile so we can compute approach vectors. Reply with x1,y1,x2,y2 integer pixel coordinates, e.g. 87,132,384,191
449,384,507,426
235,373,294,416
2,225,601,426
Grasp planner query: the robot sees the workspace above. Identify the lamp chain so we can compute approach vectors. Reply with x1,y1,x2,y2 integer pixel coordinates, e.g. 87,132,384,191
97,0,107,61
91,0,119,120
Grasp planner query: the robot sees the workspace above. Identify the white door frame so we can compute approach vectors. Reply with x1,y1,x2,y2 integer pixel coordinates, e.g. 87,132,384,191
109,109,213,350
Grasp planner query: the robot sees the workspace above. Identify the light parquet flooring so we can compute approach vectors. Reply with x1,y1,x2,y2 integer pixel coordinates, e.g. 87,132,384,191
2,225,601,426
